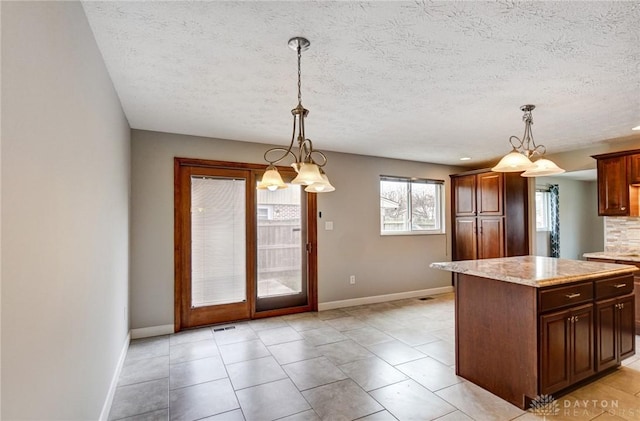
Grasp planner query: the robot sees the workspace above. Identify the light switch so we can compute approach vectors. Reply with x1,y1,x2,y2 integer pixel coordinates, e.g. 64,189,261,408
325,221,334,231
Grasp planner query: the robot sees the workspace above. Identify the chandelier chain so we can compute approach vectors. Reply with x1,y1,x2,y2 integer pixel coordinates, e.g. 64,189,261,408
297,45,302,106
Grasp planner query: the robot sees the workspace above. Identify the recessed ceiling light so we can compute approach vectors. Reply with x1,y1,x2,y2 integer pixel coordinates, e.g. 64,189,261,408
633,125,640,131
460,157,471,161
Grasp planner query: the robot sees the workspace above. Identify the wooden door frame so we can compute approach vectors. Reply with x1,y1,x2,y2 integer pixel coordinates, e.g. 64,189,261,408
174,157,318,332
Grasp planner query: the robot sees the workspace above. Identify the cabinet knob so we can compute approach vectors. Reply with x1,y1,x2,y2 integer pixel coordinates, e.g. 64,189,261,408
621,207,627,211
614,283,627,288
565,293,581,299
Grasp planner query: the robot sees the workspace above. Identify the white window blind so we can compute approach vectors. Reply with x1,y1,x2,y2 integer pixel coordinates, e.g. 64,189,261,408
191,177,246,307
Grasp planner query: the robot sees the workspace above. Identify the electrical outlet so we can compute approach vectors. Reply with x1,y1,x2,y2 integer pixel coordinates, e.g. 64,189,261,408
349,275,356,285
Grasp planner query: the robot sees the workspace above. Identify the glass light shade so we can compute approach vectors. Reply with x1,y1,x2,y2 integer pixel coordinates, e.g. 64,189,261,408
305,174,336,193
491,150,534,172
291,163,324,185
257,167,287,190
521,158,565,177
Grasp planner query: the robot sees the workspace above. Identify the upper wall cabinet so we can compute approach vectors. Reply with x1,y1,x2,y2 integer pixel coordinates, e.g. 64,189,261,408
451,169,529,261
592,150,640,217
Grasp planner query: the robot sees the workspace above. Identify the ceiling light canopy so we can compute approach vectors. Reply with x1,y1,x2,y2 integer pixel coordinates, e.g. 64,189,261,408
492,105,565,177
257,37,335,193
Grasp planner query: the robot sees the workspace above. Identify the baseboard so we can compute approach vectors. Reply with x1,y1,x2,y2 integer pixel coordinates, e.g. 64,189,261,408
131,324,174,339
318,286,454,311
99,332,130,421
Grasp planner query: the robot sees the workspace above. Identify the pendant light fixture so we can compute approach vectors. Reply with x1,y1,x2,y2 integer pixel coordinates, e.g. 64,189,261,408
257,37,335,193
492,105,565,177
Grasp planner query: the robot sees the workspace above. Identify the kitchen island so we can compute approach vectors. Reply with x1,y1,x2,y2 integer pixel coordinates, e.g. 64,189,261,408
431,255,637,409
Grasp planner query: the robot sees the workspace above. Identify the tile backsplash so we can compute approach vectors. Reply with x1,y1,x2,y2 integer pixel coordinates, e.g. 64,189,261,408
605,217,640,253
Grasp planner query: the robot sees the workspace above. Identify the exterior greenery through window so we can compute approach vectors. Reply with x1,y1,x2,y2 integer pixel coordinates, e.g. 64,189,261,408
380,176,445,235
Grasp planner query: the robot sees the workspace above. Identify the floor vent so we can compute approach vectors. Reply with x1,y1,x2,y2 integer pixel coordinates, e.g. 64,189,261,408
213,326,236,332
418,297,434,301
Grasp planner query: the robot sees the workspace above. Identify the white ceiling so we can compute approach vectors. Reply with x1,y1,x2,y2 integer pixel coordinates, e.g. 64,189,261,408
81,1,640,167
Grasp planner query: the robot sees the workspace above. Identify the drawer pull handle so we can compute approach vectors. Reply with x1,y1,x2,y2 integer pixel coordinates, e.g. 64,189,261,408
614,283,627,288
565,293,581,299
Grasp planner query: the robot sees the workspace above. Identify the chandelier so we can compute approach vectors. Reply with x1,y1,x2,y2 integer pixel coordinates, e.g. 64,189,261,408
257,37,335,193
492,105,565,177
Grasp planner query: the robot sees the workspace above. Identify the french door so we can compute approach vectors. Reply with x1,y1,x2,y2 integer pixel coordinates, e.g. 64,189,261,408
174,158,317,331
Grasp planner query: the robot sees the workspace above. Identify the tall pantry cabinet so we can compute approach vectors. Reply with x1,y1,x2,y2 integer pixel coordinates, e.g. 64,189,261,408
451,169,529,261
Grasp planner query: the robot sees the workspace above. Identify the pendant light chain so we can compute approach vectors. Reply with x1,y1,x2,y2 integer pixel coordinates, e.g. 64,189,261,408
297,45,302,106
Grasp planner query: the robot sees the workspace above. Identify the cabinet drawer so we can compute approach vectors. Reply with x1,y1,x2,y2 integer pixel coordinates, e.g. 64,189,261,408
539,282,593,312
595,275,634,300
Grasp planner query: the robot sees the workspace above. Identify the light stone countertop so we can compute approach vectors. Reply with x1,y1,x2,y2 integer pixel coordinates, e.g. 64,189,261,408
430,255,638,288
583,252,640,263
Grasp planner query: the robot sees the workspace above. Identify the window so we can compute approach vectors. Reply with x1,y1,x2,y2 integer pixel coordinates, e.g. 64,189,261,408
536,190,551,231
380,176,445,235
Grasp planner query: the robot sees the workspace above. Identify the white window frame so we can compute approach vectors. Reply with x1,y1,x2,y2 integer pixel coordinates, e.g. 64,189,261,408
379,175,445,236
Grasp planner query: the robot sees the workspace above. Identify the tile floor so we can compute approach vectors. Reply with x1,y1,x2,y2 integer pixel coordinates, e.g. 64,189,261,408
109,293,640,421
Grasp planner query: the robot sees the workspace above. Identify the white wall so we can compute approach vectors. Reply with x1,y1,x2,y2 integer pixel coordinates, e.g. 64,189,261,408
1,2,130,419
130,129,462,329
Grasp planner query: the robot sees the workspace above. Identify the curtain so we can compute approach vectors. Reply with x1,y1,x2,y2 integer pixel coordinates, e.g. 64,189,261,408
549,184,560,258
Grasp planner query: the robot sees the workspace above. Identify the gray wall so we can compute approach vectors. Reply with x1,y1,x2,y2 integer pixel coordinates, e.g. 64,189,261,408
130,129,462,329
535,178,603,259
1,2,130,419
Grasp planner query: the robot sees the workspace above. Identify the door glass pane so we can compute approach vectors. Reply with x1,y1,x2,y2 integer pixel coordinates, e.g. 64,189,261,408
257,184,303,298
191,176,246,307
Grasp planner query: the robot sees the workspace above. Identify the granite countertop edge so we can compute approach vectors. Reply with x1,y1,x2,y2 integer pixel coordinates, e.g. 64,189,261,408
430,258,637,288
583,252,640,263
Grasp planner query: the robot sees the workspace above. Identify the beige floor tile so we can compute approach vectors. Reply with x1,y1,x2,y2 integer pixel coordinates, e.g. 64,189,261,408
236,378,310,421
339,356,407,391
396,356,462,392
316,339,374,365
282,356,347,390
302,379,383,420
267,339,323,365
416,339,455,366
435,381,525,421
569,382,640,421
369,379,455,420
367,340,426,365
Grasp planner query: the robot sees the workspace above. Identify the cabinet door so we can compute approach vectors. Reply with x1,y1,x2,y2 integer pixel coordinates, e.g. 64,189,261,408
597,156,629,216
629,154,640,184
454,218,477,261
618,293,635,360
634,276,640,335
595,297,618,372
477,217,504,259
477,172,503,216
540,309,571,394
454,175,476,216
571,305,595,383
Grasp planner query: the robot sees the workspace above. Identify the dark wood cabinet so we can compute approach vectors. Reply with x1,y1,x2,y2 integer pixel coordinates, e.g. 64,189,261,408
636,277,640,335
454,218,476,261
477,217,504,259
587,257,640,335
454,268,635,409
629,154,640,184
592,149,640,216
540,303,595,395
451,169,528,261
454,174,476,216
596,156,629,216
595,293,635,372
477,172,503,215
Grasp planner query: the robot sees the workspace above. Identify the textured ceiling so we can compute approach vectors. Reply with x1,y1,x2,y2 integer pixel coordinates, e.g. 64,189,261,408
82,1,640,167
